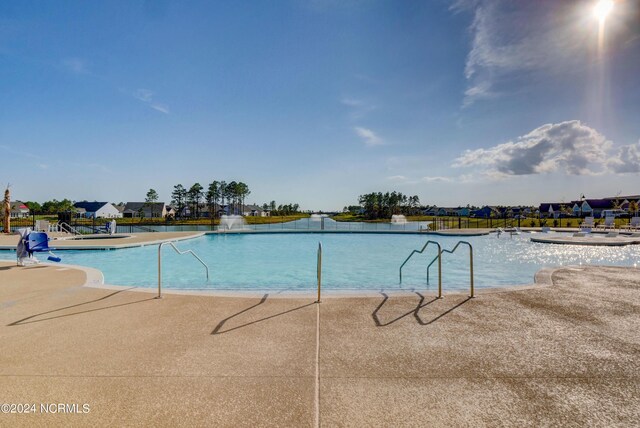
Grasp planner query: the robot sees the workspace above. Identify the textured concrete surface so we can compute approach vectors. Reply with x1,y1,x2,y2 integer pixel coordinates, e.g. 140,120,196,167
0,231,204,250
0,261,639,427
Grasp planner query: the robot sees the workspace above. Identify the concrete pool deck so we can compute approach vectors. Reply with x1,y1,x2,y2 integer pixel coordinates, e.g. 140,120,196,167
1,261,639,426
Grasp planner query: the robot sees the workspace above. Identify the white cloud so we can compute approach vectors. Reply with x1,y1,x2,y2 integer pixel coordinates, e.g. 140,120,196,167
151,103,170,114
341,97,376,119
341,98,364,107
607,141,640,173
134,89,154,103
421,176,452,183
387,175,407,181
453,120,612,177
354,126,383,146
62,58,88,74
134,89,169,114
457,0,588,106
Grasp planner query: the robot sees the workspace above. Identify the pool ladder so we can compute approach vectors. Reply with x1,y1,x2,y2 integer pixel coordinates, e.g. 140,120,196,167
400,240,474,298
157,241,209,298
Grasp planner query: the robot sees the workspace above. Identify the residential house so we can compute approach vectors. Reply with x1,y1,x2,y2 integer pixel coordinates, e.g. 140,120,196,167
471,206,501,218
180,203,232,218
538,203,562,218
9,201,30,218
123,202,167,218
455,207,471,217
422,206,439,216
73,202,122,219
243,204,270,217
577,199,614,218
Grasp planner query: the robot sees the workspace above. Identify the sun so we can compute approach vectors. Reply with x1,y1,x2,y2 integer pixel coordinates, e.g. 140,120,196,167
593,0,614,21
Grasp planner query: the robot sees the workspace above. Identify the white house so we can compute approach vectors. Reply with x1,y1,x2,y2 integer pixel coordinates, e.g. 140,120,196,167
243,204,270,217
10,201,30,218
73,202,122,219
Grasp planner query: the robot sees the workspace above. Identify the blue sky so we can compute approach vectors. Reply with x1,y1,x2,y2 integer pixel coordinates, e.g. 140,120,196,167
1,0,639,210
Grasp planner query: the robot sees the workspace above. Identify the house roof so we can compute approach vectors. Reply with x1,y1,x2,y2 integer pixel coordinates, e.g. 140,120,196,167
539,203,562,212
243,204,263,211
10,201,29,212
73,202,111,212
124,202,166,212
584,199,613,209
604,195,640,201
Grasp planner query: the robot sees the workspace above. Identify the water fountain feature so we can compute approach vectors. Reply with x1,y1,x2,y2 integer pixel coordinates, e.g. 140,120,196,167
219,215,247,231
390,214,407,224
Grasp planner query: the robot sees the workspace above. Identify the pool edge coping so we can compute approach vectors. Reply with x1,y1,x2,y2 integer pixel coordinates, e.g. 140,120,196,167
68,263,573,299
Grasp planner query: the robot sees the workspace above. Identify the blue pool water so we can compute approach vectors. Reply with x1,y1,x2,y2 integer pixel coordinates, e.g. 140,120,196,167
2,233,639,292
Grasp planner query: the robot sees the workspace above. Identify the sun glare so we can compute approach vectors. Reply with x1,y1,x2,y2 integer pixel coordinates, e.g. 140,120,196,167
593,0,614,21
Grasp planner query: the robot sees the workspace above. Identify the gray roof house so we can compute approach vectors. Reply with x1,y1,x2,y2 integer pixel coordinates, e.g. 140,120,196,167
123,202,167,218
243,204,270,217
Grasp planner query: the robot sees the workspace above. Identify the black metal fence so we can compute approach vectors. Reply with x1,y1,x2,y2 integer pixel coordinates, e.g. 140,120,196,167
0,213,633,234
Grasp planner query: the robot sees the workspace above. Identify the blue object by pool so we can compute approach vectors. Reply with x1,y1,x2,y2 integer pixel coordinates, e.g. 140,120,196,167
26,232,61,263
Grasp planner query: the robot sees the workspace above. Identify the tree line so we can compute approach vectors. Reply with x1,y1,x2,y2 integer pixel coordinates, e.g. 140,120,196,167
170,181,251,218
357,191,421,219
23,199,75,214
261,202,301,216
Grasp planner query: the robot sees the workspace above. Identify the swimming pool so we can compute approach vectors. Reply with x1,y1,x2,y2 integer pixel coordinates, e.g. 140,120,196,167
2,232,638,292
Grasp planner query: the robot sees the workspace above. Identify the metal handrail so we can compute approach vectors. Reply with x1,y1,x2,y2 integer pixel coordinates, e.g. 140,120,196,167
316,242,322,303
57,222,81,235
157,241,209,298
399,240,442,298
427,240,474,297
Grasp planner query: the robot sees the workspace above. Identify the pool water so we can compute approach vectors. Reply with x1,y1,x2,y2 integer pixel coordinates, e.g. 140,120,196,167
2,233,639,292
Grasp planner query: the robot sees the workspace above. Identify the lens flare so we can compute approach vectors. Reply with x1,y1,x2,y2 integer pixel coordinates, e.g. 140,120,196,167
594,0,614,21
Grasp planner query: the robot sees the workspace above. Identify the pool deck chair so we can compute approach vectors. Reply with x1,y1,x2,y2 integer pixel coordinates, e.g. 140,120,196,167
596,217,615,231
17,231,61,266
580,217,595,230
625,217,640,231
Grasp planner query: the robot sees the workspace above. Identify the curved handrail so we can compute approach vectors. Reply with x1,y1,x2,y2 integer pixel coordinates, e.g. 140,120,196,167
399,240,442,298
427,240,474,297
157,241,210,298
426,254,439,285
57,222,81,235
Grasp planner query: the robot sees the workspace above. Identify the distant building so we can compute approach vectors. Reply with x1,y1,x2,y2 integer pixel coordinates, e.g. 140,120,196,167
9,201,30,218
455,207,471,217
73,202,122,219
422,206,439,216
538,203,562,218
122,202,167,218
471,206,501,218
243,204,270,217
